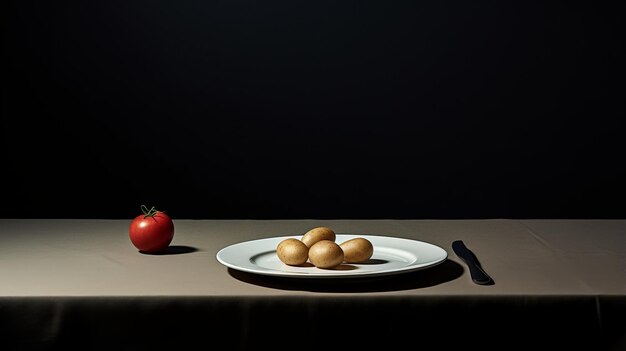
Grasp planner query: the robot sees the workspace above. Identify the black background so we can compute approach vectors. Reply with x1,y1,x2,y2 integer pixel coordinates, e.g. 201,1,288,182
2,1,624,219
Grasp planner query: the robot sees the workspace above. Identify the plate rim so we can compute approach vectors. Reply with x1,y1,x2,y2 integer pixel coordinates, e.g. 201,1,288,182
216,234,448,279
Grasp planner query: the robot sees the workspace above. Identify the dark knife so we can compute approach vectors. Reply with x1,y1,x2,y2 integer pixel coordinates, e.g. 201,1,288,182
452,240,494,285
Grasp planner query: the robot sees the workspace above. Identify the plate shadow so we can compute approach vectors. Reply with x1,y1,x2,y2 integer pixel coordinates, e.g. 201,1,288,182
227,259,463,292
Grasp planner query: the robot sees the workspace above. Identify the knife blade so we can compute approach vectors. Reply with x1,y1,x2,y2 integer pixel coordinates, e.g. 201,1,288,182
452,240,494,285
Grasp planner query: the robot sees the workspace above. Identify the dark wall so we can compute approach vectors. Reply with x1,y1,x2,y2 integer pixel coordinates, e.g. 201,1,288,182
2,1,624,219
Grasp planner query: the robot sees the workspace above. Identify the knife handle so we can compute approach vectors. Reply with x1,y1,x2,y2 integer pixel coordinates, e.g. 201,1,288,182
465,257,493,285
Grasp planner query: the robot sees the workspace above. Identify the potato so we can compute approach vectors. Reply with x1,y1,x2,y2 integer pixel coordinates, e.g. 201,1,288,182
276,238,309,266
301,227,336,248
340,237,374,263
308,240,344,269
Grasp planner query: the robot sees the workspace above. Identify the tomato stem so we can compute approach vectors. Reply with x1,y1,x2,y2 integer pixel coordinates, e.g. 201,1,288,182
141,205,159,219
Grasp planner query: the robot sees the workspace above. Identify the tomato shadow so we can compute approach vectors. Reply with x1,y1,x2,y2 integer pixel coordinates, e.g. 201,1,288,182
140,245,199,255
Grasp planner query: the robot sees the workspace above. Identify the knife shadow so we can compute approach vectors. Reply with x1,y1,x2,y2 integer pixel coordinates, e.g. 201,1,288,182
227,259,463,292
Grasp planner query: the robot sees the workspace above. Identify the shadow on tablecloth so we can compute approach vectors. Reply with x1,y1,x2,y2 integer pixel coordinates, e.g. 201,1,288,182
227,258,463,292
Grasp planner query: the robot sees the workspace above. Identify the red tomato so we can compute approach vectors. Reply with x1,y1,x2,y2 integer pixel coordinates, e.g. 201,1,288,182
129,205,175,253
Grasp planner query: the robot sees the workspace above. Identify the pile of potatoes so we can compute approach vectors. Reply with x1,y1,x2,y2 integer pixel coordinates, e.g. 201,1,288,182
276,227,374,269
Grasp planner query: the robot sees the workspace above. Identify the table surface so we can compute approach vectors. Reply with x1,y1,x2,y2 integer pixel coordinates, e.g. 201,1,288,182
1,219,624,296
1,219,625,350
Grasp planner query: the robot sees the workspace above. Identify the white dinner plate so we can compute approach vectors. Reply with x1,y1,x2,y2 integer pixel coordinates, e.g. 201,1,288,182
216,234,448,278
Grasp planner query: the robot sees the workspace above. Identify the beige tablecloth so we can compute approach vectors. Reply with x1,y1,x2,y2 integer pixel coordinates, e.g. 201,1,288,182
0,219,624,350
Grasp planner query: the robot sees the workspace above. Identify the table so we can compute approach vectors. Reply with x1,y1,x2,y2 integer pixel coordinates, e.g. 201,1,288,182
1,219,624,350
